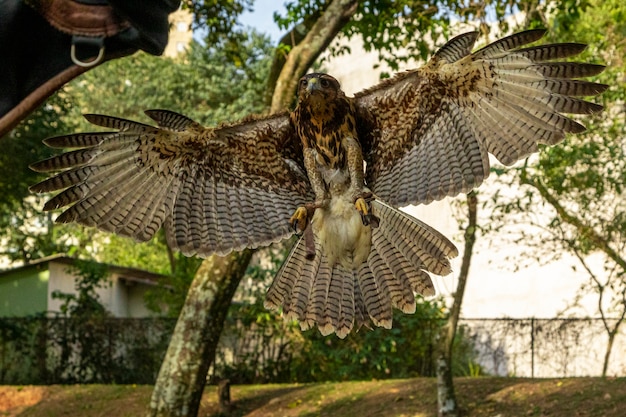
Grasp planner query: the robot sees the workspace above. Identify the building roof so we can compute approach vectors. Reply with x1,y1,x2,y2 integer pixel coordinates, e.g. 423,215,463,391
0,254,168,286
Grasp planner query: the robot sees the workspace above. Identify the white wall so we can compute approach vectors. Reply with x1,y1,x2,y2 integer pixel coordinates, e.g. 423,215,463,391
46,261,157,318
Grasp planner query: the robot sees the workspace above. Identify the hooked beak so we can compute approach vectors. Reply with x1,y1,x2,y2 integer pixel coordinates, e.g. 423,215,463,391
306,77,321,93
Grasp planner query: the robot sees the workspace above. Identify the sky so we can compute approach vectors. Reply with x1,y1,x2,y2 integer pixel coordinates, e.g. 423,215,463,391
239,0,284,42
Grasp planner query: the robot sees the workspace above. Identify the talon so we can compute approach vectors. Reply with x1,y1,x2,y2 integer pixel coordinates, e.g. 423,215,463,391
354,197,370,225
290,201,326,232
354,192,379,227
290,206,309,233
366,213,380,228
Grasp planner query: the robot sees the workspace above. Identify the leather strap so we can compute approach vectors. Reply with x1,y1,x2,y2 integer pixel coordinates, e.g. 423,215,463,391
26,0,131,37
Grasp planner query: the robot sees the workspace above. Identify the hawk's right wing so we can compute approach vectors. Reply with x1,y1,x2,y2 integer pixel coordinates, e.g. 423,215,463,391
30,110,313,256
355,29,608,207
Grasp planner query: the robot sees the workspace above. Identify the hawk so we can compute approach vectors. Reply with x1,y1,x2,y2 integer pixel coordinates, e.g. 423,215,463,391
30,29,606,337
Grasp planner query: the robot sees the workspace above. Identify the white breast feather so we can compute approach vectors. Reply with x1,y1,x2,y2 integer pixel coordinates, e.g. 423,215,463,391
312,193,371,269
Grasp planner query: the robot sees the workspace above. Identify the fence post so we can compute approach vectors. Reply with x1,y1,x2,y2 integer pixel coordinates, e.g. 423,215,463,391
530,318,535,378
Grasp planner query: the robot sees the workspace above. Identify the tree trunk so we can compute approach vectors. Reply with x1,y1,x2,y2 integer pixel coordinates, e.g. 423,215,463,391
602,331,615,377
218,379,232,414
147,250,253,417
147,3,359,416
602,307,626,377
436,356,457,417
270,0,358,113
436,191,478,417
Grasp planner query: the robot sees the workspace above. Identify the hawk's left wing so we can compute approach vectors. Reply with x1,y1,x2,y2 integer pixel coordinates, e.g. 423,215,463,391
355,29,607,207
30,110,312,256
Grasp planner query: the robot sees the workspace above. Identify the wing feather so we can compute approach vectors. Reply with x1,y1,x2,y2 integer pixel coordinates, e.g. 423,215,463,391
356,29,607,206
31,111,313,255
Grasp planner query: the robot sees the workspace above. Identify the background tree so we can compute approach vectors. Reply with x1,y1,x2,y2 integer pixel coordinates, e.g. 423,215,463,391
0,93,98,265
487,0,625,377
436,191,478,417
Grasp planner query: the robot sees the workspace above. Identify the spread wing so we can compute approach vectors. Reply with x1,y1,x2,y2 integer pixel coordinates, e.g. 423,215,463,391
30,110,312,256
355,29,608,207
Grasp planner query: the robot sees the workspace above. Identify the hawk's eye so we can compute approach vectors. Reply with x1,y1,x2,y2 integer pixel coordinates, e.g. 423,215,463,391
320,78,330,88
300,79,308,88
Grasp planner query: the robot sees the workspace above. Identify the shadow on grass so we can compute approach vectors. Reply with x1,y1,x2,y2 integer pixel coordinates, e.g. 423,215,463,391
206,384,309,417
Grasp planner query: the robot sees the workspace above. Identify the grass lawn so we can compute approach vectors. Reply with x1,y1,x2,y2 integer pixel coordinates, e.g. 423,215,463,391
1,377,624,417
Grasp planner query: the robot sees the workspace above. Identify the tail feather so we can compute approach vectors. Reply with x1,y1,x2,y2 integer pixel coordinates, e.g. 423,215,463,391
369,236,417,314
303,258,332,331
352,268,370,330
265,198,457,338
319,266,345,336
289,245,321,321
355,262,392,328
265,236,309,312
373,200,458,273
337,269,356,338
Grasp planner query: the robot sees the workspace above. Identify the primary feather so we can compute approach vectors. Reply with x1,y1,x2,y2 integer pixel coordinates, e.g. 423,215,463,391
357,29,607,206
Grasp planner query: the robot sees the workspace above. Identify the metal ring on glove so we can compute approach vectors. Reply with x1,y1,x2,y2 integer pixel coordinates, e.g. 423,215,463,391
71,36,105,68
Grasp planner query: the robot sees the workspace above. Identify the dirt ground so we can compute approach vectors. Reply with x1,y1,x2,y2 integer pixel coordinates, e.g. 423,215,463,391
1,377,624,417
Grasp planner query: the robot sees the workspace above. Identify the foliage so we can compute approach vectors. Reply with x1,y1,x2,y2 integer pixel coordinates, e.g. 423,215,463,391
216,301,484,384
486,0,626,376
0,317,175,384
0,94,92,265
185,0,254,46
274,0,536,74
143,252,204,317
48,261,111,383
291,303,443,382
0,94,72,210
65,33,273,128
95,231,174,276
213,244,300,383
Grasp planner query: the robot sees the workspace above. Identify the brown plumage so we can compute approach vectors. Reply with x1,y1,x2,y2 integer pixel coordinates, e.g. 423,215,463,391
30,29,606,337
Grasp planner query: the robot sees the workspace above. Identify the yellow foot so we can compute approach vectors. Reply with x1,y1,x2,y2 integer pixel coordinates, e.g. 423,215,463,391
354,193,380,228
355,196,369,217
289,206,309,233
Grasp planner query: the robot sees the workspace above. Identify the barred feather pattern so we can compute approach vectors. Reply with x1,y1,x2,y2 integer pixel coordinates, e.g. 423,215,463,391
357,29,607,207
264,199,458,338
30,111,313,256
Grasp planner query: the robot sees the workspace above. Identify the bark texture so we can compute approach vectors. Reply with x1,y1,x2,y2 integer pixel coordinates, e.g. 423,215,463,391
147,250,253,417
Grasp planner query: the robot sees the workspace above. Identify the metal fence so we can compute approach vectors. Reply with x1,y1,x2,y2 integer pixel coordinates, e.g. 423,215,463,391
0,317,176,384
459,318,626,377
1,316,624,384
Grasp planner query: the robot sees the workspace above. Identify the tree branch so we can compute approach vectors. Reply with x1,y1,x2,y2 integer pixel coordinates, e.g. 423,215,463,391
437,190,478,417
264,11,321,107
520,168,626,272
447,190,478,356
270,0,358,113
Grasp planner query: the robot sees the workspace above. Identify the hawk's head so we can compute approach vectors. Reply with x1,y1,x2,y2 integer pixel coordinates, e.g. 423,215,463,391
297,73,343,109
